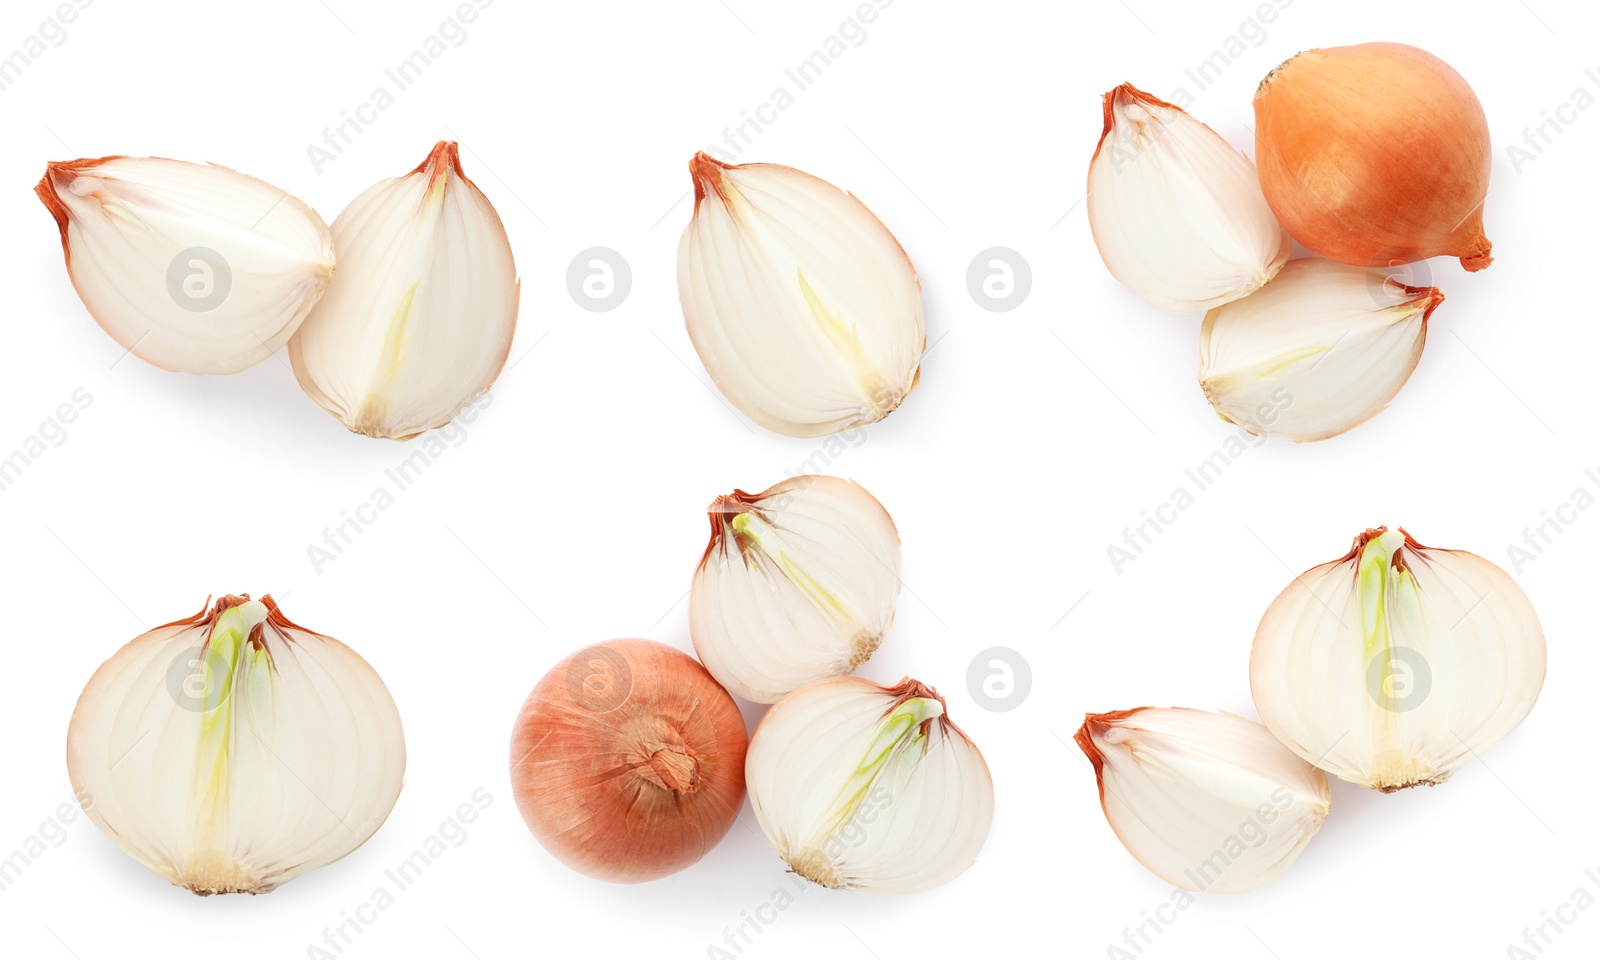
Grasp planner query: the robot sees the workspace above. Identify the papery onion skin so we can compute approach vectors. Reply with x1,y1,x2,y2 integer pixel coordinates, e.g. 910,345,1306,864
745,676,994,894
1075,707,1329,894
509,639,748,883
1250,527,1546,792
289,141,519,441
1253,43,1494,271
678,153,925,438
692,475,901,704
37,157,335,374
66,594,405,895
1088,83,1292,313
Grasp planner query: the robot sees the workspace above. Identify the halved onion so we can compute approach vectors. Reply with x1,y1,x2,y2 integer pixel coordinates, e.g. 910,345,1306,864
66,595,405,895
1251,527,1546,791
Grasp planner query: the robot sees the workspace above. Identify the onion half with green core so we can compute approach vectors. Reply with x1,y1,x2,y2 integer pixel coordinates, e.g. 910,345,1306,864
745,676,993,894
692,475,901,704
66,594,405,895
1250,527,1546,792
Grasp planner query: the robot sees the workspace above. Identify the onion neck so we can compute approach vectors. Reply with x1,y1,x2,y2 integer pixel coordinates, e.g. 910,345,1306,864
1454,224,1493,272
625,715,702,794
644,742,700,793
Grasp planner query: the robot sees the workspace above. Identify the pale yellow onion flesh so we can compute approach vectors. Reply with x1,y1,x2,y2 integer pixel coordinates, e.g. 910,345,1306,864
1075,707,1329,894
677,153,925,437
745,677,993,894
290,141,519,441
66,595,405,895
36,156,334,374
692,475,901,703
1199,258,1444,442
1088,84,1291,313
1250,528,1546,791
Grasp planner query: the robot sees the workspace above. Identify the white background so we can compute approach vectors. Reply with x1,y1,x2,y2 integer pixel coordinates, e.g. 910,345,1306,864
1,0,1596,957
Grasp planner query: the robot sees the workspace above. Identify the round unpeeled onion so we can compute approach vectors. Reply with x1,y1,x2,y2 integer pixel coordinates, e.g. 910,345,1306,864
509,639,748,883
1253,43,1494,271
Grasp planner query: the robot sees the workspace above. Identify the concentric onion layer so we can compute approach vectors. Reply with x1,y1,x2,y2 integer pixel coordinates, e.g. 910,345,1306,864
692,475,901,703
509,639,748,883
36,156,334,374
1088,83,1291,312
290,141,518,440
66,595,405,895
1250,527,1546,791
677,153,925,437
745,677,993,894
1075,707,1329,894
